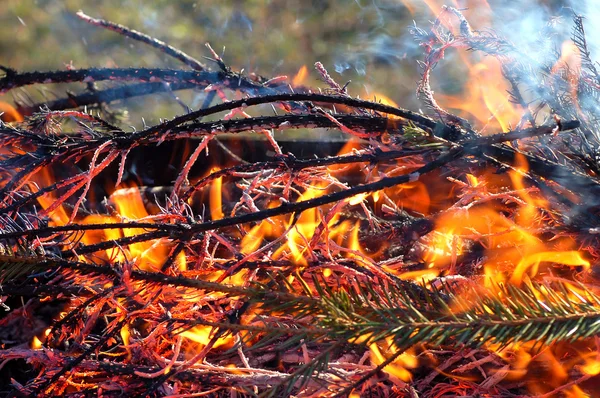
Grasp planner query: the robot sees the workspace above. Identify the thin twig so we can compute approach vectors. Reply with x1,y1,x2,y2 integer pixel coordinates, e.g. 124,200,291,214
76,11,206,71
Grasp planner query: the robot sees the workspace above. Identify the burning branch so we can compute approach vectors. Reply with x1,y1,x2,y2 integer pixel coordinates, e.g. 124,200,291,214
2,6,600,398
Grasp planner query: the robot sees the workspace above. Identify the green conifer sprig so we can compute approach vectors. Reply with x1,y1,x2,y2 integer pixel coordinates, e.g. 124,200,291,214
309,278,600,350
248,275,600,395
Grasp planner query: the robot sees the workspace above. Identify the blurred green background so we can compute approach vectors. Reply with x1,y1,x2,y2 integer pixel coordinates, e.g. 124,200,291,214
0,0,580,128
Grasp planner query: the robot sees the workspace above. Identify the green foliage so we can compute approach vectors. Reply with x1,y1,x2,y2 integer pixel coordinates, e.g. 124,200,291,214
244,275,600,394
312,279,600,349
0,253,48,283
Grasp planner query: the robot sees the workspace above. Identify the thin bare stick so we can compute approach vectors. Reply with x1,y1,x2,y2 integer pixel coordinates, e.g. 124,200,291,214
76,11,206,71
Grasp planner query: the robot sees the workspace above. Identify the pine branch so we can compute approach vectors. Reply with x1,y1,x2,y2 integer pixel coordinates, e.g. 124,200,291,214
572,15,600,82
267,278,600,395
0,67,262,94
18,81,197,115
327,280,600,348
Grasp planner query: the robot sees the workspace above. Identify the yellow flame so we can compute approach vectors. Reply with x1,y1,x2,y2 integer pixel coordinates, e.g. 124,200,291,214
510,251,590,285
112,186,170,271
369,339,417,383
581,358,600,376
273,186,324,266
180,326,233,349
31,328,50,350
423,230,463,267
31,336,43,350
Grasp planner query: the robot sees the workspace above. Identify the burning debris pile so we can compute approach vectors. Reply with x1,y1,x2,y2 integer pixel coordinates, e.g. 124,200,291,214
2,5,600,397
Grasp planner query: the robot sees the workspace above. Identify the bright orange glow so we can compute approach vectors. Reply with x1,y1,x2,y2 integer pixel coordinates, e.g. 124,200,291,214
111,186,171,271
551,41,581,76
581,357,600,376
423,229,463,267
395,268,439,283
19,4,598,392
495,343,532,381
0,102,23,123
292,65,308,87
79,214,126,262
465,173,479,187
31,335,43,350
369,339,417,383
33,168,70,225
273,186,323,266
334,138,362,157
31,328,50,350
369,92,401,119
528,349,569,395
437,57,521,132
421,153,588,287
385,180,431,215
509,152,548,223
492,341,595,396
209,168,224,221
120,319,132,359
175,250,187,272
416,0,491,32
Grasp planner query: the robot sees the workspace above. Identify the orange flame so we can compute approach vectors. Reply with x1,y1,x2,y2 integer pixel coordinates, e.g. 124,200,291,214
33,173,187,272
110,186,173,271
33,168,70,226
31,327,51,349
209,167,225,221
437,57,521,132
420,153,588,287
292,65,308,87
0,102,23,123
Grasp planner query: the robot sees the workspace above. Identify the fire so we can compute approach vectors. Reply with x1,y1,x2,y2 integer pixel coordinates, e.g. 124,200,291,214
368,92,401,119
410,0,492,32
31,172,187,272
110,186,175,271
384,179,431,215
9,4,600,395
423,229,463,268
369,339,418,383
420,153,589,286
31,327,51,349
292,65,308,87
437,57,521,132
209,167,225,221
510,251,589,285
32,168,70,226
180,326,233,349
551,40,584,121
551,41,581,76
0,101,23,123
272,185,325,266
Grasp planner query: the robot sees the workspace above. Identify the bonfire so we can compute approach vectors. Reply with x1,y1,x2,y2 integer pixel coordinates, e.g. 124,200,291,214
1,4,600,397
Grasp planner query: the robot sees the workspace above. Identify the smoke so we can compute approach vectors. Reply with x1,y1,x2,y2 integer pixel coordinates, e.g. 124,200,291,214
334,1,600,71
